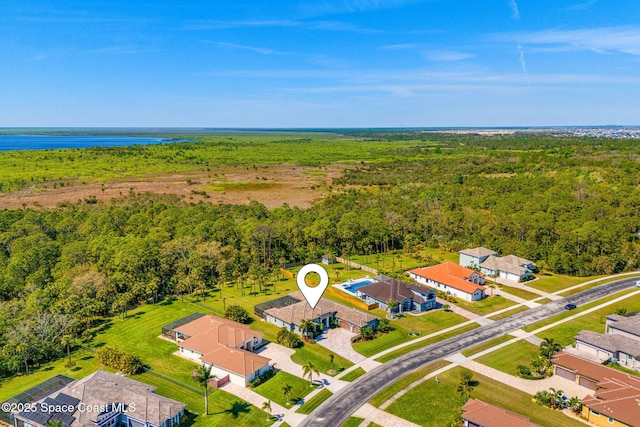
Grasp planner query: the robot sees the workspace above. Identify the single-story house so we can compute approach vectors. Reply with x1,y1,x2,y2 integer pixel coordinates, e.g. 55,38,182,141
164,314,271,387
479,254,536,282
356,274,436,313
462,399,542,427
264,291,379,334
553,352,640,427
575,313,640,371
459,247,498,269
408,262,486,302
12,370,185,427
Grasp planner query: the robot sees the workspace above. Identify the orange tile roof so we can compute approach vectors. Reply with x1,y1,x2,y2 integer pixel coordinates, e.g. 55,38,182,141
201,347,271,377
409,262,486,294
174,315,269,377
553,352,640,426
462,399,542,427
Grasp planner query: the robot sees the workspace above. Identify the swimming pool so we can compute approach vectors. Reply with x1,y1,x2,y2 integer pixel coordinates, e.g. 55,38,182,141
334,278,375,296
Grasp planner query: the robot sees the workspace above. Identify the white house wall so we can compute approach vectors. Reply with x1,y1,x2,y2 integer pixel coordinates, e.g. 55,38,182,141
575,341,612,362
179,347,203,362
206,363,248,386
409,273,482,302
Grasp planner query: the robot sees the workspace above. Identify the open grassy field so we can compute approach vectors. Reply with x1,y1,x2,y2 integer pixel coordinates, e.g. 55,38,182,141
474,340,541,376
369,360,451,408
291,342,353,375
523,288,640,333
353,310,468,357
252,371,315,408
558,274,640,297
385,367,586,427
375,323,479,363
453,295,517,316
0,298,273,426
497,284,541,300
528,272,603,293
536,290,640,346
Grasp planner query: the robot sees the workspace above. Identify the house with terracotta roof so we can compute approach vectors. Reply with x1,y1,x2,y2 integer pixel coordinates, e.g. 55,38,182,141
356,274,436,313
263,292,379,334
552,352,640,427
461,399,542,427
163,314,271,387
575,313,640,371
408,262,486,301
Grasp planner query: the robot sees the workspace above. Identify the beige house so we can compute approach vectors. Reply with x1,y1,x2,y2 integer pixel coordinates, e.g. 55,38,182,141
575,313,640,371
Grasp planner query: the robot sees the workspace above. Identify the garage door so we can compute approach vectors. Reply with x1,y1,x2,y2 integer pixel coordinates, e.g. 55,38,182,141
338,320,352,331
578,376,598,390
555,366,576,381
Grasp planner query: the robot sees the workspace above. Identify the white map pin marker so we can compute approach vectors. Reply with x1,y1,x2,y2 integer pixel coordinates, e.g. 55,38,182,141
297,263,329,309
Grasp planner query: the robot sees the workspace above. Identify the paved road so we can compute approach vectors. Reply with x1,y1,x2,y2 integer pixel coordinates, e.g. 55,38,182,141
298,276,639,427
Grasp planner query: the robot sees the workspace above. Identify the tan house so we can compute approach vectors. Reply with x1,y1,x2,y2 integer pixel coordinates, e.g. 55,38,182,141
164,314,271,387
553,352,640,427
575,313,640,371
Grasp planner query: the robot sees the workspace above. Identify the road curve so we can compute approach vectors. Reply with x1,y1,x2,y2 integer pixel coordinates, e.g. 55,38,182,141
299,276,639,427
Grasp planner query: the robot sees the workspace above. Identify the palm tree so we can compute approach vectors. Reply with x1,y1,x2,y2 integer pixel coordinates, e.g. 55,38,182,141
192,364,214,415
530,357,546,376
548,387,564,409
282,382,293,405
60,334,73,361
456,381,473,401
329,353,335,369
300,319,315,339
568,396,582,413
302,360,320,386
261,400,272,420
46,421,62,427
540,337,562,365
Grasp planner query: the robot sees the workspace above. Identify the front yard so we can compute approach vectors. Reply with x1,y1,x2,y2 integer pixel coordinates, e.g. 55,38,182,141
252,371,315,408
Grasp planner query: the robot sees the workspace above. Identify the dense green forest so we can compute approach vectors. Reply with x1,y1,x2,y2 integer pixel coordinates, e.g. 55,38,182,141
0,132,639,378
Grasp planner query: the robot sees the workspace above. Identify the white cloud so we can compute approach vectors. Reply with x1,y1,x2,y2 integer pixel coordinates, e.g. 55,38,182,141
509,0,520,20
495,27,640,56
563,0,599,11
426,50,476,61
517,44,527,73
201,41,277,55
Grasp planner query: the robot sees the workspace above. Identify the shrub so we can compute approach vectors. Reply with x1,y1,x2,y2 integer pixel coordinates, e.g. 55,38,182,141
225,304,252,324
95,346,144,375
276,327,303,348
516,365,532,377
248,369,275,388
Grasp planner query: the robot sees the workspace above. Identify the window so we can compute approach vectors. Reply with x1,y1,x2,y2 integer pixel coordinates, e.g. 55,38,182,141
608,417,614,424
592,410,600,416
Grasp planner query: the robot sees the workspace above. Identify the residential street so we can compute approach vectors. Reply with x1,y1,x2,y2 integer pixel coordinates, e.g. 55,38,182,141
298,276,640,427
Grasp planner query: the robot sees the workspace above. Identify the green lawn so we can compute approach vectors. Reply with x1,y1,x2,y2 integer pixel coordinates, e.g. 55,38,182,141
523,288,639,333
375,323,479,363
253,371,315,408
367,423,384,427
291,342,353,375
558,274,640,297
353,310,468,357
385,367,586,427
461,335,514,357
340,367,367,382
349,251,426,273
528,272,603,293
488,305,529,320
0,297,285,426
475,340,541,376
536,291,640,346
290,262,370,284
296,389,333,414
341,417,365,427
452,296,517,316
369,360,451,407
498,284,541,300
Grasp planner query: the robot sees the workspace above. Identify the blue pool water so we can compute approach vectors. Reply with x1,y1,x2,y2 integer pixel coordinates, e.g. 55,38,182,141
341,279,375,294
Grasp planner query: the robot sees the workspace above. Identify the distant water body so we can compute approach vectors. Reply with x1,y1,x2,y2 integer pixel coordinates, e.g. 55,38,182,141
0,135,175,151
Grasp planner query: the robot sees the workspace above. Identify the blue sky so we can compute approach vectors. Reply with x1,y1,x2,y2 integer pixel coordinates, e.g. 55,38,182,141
1,0,639,127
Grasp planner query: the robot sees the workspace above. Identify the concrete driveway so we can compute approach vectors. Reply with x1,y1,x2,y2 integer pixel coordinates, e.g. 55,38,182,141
316,328,366,364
